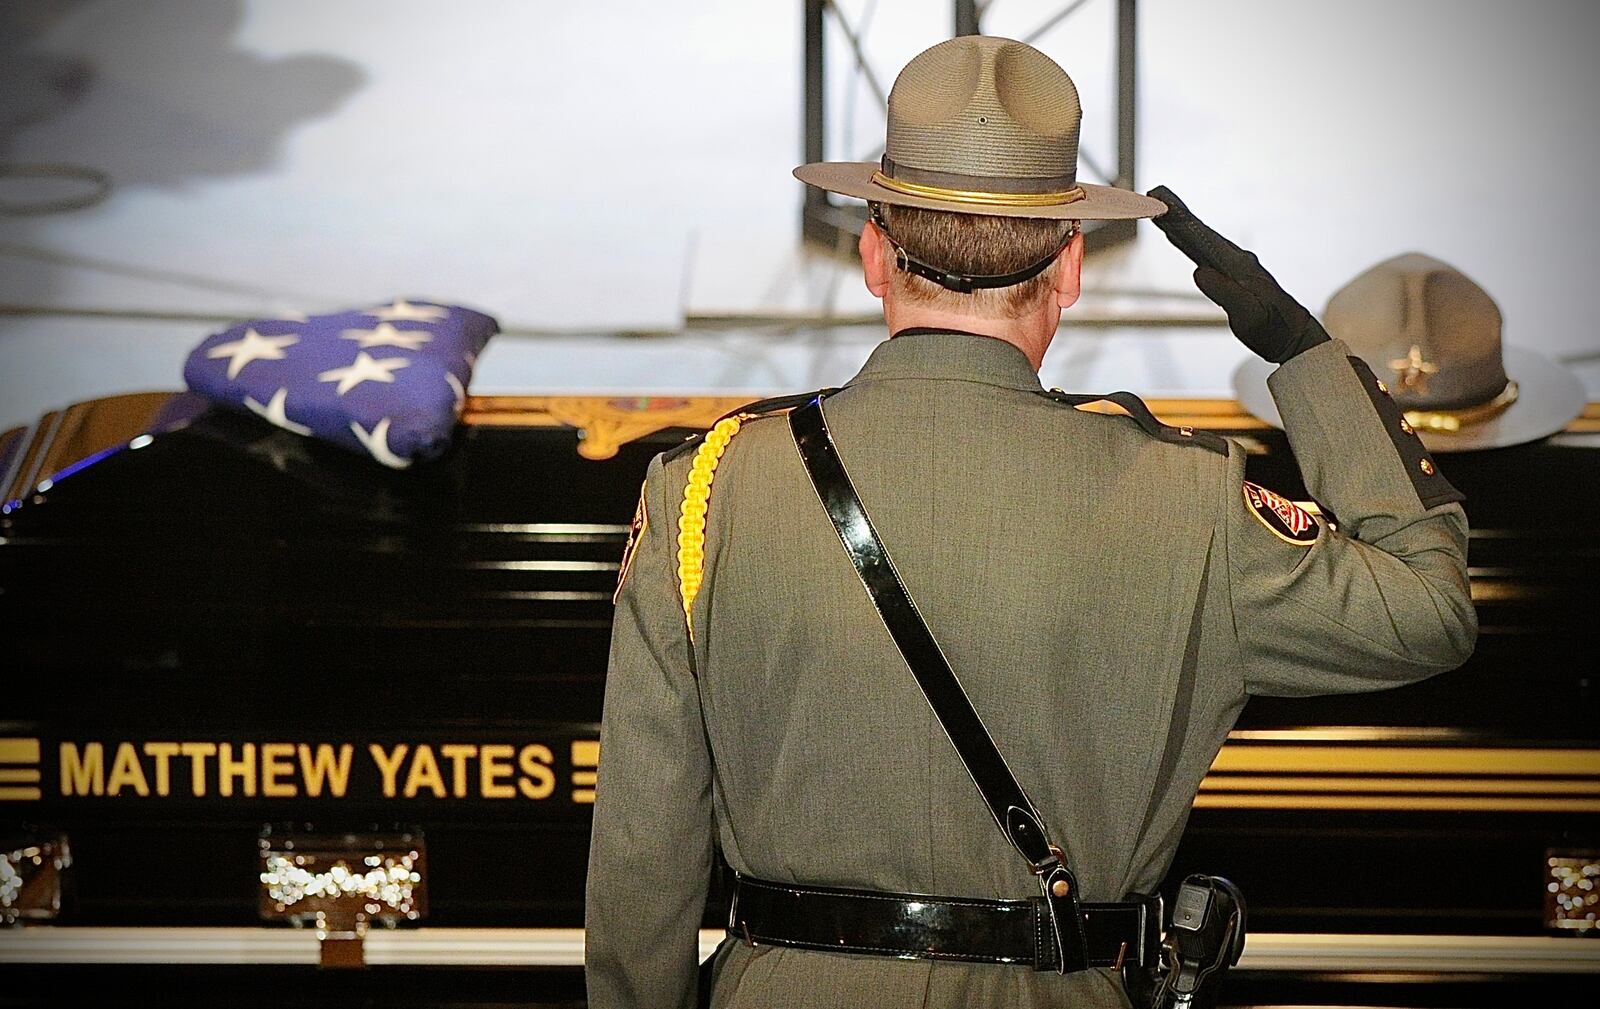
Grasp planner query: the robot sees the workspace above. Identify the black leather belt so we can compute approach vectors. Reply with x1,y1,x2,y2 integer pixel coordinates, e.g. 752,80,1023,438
728,876,1162,973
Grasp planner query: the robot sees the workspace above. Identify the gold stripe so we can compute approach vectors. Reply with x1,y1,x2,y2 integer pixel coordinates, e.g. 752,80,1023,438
0,769,41,784
0,738,40,764
1200,775,1600,795
1194,794,1600,813
571,771,597,788
571,789,596,805
870,170,1085,208
0,786,42,801
1210,746,1600,776
1405,380,1520,433
571,741,600,767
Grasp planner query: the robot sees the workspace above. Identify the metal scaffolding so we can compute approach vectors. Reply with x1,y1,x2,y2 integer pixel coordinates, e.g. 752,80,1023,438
801,0,1140,256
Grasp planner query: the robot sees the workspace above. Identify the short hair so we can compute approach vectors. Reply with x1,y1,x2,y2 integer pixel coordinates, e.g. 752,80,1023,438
871,202,1077,317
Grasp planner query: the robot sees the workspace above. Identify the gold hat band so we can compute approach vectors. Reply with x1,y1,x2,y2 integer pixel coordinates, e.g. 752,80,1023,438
1405,380,1520,433
870,170,1086,208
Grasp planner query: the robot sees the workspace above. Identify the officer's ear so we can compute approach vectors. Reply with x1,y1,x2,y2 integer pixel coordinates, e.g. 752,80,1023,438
860,220,892,299
1054,226,1084,310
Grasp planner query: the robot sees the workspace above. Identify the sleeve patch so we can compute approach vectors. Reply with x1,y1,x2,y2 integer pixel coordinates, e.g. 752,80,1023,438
614,479,648,603
1243,481,1319,545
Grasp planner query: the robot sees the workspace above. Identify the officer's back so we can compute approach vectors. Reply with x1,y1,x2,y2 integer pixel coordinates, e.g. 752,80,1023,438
694,331,1235,1006
584,35,1475,1009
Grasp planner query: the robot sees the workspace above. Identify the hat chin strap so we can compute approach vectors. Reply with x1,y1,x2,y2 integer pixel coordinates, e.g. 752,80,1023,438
871,206,1069,295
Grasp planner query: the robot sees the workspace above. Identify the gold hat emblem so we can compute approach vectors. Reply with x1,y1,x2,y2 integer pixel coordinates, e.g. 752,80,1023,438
1388,345,1440,394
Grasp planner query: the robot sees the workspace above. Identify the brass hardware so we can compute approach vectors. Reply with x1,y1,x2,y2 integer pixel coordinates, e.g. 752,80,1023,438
0,832,71,923
257,827,426,969
1399,418,1414,435
869,170,1086,208
1111,940,1129,971
740,920,756,947
1420,458,1435,475
1376,380,1389,394
1389,344,1441,394
1545,849,1600,933
1051,879,1071,898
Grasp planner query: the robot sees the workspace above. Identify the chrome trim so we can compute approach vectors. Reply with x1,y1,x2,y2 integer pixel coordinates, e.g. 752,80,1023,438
0,929,1593,972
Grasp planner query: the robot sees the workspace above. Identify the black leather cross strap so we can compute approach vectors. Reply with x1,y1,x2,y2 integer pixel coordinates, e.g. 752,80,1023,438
729,876,1161,973
788,394,1090,974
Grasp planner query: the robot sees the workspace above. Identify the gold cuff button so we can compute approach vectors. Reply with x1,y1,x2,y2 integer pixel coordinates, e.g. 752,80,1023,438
1420,458,1435,475
1376,380,1389,394
1399,418,1414,435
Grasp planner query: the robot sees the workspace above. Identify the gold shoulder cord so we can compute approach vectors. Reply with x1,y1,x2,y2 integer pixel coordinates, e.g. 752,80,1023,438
677,416,746,640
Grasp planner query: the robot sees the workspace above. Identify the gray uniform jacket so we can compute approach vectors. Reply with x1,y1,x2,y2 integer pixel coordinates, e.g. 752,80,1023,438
585,331,1477,1009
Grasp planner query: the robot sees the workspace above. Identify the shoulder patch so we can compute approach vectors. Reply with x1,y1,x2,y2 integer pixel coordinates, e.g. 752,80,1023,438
613,479,648,603
1242,481,1318,545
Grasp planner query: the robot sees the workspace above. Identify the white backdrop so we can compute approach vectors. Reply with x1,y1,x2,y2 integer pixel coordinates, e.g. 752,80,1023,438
2,0,1597,431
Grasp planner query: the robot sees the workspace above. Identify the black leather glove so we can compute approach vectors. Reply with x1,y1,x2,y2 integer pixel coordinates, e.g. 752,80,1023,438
1148,186,1330,364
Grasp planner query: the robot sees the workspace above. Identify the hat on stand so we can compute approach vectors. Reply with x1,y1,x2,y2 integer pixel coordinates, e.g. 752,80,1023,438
1233,253,1585,451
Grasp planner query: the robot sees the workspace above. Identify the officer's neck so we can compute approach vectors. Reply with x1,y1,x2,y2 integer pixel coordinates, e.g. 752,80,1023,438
881,298,1061,371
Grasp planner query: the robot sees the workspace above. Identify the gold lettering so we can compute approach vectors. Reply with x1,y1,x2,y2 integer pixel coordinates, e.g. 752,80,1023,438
143,743,180,797
261,743,297,798
218,742,256,798
107,742,150,797
440,744,476,798
479,744,516,799
403,745,447,799
299,744,353,798
179,742,216,797
369,744,408,798
59,742,104,797
518,744,555,800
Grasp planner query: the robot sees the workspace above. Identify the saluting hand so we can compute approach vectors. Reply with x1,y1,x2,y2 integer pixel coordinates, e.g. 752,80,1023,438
1147,186,1330,364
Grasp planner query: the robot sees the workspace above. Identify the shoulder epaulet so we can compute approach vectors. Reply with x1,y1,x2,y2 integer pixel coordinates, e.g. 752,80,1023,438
662,388,839,463
1036,388,1229,456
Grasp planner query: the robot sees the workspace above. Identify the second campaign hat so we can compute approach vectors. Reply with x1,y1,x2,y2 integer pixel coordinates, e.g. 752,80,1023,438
794,35,1163,221
1234,254,1585,452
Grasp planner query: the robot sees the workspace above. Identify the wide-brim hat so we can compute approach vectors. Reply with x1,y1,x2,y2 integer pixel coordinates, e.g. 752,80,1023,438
1234,253,1586,452
794,35,1163,221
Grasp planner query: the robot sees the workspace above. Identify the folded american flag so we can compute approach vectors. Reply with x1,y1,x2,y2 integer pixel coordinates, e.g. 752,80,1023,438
183,299,498,468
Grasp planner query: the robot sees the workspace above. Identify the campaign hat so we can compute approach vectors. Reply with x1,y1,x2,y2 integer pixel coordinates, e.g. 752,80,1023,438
794,35,1162,221
1234,253,1585,451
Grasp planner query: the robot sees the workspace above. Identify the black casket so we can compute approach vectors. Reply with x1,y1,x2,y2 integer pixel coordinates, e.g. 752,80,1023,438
2,390,1596,1006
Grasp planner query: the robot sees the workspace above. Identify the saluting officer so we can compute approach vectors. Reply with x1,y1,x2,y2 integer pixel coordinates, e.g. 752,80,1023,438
586,36,1476,1009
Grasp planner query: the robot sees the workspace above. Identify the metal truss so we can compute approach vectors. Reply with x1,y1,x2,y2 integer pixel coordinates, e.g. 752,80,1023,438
801,0,1140,255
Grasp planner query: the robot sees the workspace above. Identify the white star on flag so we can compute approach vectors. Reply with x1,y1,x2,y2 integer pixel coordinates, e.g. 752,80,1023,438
317,351,411,395
349,417,411,469
243,387,313,436
340,322,435,350
365,299,449,323
206,328,299,379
